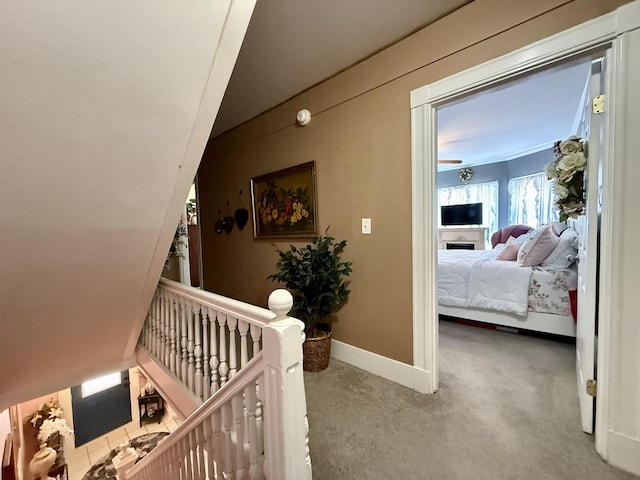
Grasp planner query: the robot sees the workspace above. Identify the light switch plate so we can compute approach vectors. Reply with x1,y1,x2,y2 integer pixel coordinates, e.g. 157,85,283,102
362,218,371,234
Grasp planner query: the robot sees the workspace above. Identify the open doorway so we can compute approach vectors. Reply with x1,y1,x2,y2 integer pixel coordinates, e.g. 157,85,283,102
161,184,202,287
432,51,608,438
183,183,201,288
431,54,600,430
410,16,619,449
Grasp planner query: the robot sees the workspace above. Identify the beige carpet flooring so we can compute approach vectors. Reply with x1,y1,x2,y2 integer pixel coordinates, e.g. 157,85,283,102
304,319,637,480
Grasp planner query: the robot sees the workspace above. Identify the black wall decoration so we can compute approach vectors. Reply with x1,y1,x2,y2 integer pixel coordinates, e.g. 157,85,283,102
214,210,224,234
234,190,249,230
223,200,234,234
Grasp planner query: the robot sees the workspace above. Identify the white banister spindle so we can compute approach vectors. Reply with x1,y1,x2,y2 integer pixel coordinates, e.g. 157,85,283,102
196,422,207,479
239,320,249,368
218,313,229,387
209,308,220,394
246,380,263,480
158,292,164,366
262,289,313,480
232,392,247,478
186,430,196,480
173,444,183,479
202,309,211,400
174,297,182,378
169,293,177,374
151,291,158,356
161,289,168,361
193,302,203,401
255,377,264,459
160,290,167,365
164,294,171,368
182,434,193,479
211,409,224,476
221,402,233,479
250,324,262,356
203,412,215,479
187,301,195,392
157,289,164,358
228,316,238,379
181,299,188,385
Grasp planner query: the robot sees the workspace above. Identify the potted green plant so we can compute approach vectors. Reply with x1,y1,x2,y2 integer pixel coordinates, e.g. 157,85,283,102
269,228,353,371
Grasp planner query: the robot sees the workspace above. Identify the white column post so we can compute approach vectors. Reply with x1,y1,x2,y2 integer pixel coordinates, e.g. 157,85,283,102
262,289,312,480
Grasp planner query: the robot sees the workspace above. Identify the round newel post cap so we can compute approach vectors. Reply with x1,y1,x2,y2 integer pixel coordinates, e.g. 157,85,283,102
268,289,293,319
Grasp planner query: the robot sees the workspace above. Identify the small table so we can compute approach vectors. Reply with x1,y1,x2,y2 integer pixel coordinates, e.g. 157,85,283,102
137,392,165,426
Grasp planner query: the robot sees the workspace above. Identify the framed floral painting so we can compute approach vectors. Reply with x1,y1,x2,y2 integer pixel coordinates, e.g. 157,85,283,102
250,161,318,238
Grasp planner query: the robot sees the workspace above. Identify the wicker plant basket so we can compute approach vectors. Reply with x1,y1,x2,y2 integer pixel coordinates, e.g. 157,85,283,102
302,325,332,372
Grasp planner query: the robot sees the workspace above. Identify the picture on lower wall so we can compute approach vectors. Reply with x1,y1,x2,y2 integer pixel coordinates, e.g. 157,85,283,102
250,161,318,238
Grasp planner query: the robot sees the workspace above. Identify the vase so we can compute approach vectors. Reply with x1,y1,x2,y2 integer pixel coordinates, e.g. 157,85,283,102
145,381,155,395
29,446,57,480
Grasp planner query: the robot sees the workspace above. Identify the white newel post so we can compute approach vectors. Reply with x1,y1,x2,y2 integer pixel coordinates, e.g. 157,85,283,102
262,289,313,480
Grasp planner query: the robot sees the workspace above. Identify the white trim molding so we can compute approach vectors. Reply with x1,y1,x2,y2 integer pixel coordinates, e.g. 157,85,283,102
607,431,640,476
330,340,432,393
411,2,640,476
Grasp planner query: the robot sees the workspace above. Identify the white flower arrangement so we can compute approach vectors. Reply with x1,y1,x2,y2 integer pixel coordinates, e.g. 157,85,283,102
545,136,587,221
37,418,74,445
28,398,74,447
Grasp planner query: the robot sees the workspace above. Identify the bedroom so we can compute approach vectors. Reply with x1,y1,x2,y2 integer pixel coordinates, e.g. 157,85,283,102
436,59,590,337
433,54,601,430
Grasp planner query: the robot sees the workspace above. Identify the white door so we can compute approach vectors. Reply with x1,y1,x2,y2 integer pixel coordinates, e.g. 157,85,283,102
572,55,607,434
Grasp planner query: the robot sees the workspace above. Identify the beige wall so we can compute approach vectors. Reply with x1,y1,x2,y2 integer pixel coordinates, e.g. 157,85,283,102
198,0,629,365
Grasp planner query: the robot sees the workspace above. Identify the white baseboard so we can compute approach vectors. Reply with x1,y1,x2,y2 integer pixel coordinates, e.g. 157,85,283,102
330,340,432,393
607,430,640,476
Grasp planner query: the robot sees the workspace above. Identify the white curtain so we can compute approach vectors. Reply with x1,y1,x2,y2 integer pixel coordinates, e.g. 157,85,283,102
437,181,499,236
508,173,558,227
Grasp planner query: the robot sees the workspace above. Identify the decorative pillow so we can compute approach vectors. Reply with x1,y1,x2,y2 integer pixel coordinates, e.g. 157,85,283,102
541,227,579,270
517,226,560,267
550,222,569,236
514,229,535,244
497,243,521,261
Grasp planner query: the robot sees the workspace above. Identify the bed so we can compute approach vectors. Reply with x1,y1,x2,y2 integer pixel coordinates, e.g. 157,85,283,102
437,224,578,338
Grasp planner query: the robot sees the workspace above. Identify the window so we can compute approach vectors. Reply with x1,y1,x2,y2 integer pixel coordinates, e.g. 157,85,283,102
437,181,499,236
508,173,558,228
81,372,121,398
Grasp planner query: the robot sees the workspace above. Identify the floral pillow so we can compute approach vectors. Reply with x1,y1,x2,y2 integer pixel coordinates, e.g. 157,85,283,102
517,226,560,267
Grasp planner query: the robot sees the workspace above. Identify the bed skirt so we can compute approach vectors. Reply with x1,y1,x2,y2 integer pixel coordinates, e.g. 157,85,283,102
438,304,576,338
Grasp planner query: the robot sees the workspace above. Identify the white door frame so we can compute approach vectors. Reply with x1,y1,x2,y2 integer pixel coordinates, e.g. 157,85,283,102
410,2,640,460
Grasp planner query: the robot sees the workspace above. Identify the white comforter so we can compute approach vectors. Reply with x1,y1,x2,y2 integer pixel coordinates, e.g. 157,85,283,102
438,249,533,316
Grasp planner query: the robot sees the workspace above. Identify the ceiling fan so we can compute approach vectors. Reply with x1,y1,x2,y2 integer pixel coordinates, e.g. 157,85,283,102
437,159,463,164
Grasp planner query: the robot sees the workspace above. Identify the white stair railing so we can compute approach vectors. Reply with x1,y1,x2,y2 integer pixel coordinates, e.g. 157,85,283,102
130,285,312,480
140,278,272,401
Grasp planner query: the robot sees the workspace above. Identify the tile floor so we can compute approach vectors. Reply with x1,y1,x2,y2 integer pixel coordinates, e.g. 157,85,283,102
63,406,181,480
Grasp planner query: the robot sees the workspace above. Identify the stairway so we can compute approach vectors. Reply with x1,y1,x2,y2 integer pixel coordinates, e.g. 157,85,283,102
127,279,312,480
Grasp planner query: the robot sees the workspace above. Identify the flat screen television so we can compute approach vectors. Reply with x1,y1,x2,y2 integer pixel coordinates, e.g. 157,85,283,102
441,202,483,226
